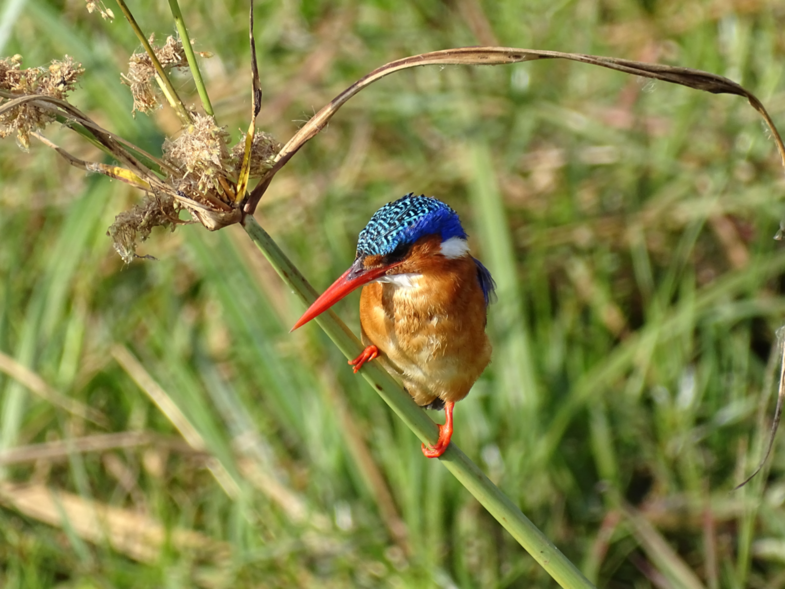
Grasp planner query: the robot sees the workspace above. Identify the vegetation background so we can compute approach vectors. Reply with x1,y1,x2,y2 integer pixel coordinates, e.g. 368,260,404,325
2,0,785,587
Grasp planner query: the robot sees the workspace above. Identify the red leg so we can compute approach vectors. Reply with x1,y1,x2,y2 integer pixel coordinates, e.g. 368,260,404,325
422,401,454,458
348,345,379,374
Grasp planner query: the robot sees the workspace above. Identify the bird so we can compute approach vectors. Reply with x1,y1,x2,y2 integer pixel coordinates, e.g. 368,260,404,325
292,193,495,458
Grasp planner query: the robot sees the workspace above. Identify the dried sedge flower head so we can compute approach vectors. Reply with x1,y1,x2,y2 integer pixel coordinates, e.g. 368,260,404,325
0,55,84,148
122,35,189,114
230,131,281,177
85,0,114,20
162,113,232,192
107,192,182,264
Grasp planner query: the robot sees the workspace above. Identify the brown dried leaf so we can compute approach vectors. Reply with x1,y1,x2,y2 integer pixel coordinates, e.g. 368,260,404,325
0,93,165,184
735,328,785,489
0,348,106,426
233,3,264,203
0,482,229,565
0,432,203,466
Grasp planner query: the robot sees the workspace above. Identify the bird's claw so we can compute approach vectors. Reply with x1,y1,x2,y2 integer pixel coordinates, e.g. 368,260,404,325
421,403,454,459
349,345,379,374
421,439,450,458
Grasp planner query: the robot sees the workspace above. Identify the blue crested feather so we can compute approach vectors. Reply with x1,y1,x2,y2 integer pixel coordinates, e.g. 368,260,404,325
357,193,467,257
473,258,497,306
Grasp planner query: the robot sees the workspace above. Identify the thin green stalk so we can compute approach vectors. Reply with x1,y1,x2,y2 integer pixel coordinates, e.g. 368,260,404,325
242,215,595,589
113,0,192,125
166,0,214,116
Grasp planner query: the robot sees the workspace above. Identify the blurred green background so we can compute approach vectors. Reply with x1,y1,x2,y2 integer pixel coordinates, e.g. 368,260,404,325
2,0,785,587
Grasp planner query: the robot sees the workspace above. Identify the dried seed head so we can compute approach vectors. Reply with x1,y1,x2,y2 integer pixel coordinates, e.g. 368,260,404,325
0,55,83,98
107,192,182,264
0,54,22,87
230,131,281,178
0,55,84,148
85,0,114,20
162,113,232,192
122,35,189,114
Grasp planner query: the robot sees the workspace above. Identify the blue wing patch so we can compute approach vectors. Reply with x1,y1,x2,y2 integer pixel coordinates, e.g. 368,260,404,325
473,258,496,306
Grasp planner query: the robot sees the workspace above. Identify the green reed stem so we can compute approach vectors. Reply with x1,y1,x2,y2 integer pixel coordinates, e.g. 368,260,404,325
166,0,214,116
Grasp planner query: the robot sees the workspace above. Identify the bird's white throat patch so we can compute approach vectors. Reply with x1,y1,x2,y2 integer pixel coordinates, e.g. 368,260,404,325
375,273,421,289
439,236,470,259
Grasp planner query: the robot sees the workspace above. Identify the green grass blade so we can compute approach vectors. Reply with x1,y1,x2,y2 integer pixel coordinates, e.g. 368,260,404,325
166,0,213,116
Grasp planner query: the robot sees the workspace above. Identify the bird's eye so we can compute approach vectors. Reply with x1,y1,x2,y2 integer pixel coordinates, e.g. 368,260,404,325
383,241,411,265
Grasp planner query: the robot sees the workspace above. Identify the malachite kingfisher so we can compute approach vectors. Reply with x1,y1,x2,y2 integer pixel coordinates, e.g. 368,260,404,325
292,194,496,458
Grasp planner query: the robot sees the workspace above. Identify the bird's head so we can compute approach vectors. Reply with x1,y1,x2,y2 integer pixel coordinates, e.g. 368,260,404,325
292,193,470,330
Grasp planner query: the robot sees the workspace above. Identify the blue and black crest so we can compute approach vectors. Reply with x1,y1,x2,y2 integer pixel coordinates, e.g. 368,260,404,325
356,193,467,257
356,193,496,306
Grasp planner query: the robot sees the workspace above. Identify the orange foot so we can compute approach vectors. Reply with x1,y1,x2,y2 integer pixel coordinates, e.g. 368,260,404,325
422,401,455,458
348,345,379,374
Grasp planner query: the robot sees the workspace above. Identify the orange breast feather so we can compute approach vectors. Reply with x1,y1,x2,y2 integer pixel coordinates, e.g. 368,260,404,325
359,253,491,406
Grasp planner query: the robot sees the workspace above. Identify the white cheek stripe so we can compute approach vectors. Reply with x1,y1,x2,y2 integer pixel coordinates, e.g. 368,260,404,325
372,237,469,288
440,236,470,259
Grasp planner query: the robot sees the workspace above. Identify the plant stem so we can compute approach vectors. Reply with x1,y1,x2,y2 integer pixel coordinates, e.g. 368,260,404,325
242,215,595,589
55,117,165,175
113,0,192,125
166,0,214,116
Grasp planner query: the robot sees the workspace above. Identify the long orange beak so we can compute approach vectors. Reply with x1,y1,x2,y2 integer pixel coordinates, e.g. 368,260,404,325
291,259,399,331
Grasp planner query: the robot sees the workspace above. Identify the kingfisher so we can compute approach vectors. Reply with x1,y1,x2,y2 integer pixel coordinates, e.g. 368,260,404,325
292,194,495,458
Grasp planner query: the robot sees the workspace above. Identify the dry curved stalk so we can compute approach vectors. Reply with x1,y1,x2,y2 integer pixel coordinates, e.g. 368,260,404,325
244,46,785,214
0,94,167,183
31,132,152,191
0,349,106,426
735,327,785,489
232,5,263,204
0,92,241,231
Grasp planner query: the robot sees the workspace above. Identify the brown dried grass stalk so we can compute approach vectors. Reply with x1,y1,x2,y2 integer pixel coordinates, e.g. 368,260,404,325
245,46,785,213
